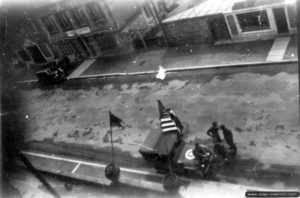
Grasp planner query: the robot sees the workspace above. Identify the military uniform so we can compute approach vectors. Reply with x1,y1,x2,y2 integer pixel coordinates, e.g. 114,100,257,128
221,125,234,148
206,123,222,143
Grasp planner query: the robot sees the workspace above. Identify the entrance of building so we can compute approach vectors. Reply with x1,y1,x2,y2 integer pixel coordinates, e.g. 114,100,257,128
273,7,289,34
208,16,231,42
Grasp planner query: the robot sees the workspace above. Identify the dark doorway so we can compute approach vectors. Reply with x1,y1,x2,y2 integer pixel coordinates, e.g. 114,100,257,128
26,45,47,63
273,7,289,34
208,16,231,41
69,37,91,58
77,37,91,57
82,36,97,57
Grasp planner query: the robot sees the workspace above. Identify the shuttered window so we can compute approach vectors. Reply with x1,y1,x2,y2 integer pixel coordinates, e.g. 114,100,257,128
42,16,59,34
86,2,106,24
226,15,238,35
55,11,73,31
287,5,296,29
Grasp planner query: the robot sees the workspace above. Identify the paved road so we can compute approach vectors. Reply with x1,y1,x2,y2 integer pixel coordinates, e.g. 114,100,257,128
20,61,298,90
10,62,300,190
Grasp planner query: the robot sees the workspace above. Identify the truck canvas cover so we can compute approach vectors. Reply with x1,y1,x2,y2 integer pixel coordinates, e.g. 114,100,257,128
139,130,178,156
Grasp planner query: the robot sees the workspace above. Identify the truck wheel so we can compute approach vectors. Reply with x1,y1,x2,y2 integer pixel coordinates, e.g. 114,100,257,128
162,173,180,192
105,163,120,183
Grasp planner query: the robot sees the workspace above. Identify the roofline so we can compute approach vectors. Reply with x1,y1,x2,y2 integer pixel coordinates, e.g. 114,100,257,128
223,1,296,14
162,13,222,24
162,1,296,24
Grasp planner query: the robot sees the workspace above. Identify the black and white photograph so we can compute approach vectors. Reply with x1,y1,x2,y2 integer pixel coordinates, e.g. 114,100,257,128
0,0,299,197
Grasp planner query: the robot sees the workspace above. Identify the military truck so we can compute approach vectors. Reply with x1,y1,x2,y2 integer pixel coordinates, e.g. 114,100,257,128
139,101,215,178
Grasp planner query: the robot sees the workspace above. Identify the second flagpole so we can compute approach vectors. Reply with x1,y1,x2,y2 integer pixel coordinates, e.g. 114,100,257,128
109,111,115,165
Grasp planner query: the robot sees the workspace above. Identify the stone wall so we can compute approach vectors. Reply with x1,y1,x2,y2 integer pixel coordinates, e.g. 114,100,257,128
163,16,213,46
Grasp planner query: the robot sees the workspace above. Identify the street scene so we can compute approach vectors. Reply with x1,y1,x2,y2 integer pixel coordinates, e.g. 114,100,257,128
1,0,300,197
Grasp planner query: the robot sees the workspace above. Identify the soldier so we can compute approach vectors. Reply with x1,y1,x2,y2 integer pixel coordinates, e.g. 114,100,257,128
220,125,234,148
220,125,237,155
206,122,222,143
193,143,212,174
192,143,207,165
193,143,205,159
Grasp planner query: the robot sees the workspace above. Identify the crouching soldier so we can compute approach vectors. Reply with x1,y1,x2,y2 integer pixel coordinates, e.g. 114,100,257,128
193,143,212,175
193,143,205,162
220,125,237,156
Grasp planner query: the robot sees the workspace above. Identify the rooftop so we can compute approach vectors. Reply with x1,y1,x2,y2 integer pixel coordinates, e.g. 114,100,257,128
162,0,238,23
162,0,295,23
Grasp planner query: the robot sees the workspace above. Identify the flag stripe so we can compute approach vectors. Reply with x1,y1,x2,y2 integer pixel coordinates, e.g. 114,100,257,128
162,127,178,132
160,118,172,122
161,123,176,127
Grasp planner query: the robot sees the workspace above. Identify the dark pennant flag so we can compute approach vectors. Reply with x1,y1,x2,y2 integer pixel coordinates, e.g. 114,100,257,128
109,111,123,128
157,100,179,134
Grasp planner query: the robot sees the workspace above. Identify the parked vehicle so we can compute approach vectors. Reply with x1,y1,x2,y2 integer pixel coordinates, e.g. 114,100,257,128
139,130,216,178
36,56,71,83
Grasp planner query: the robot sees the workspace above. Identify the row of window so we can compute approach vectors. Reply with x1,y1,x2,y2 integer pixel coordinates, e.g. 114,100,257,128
42,2,107,34
17,44,54,64
56,33,117,57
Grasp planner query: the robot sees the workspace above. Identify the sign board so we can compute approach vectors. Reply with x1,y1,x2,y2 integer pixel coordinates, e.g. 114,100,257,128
66,27,91,37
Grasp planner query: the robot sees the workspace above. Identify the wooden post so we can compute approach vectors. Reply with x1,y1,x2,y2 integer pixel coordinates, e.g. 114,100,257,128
137,30,148,49
297,0,300,120
151,0,169,47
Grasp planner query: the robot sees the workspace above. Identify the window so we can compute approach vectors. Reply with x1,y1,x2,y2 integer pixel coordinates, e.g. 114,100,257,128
55,11,73,31
143,5,153,18
17,49,32,62
237,11,270,32
38,44,53,58
86,2,106,23
71,7,88,27
287,6,296,29
25,20,40,36
42,16,59,34
58,41,70,55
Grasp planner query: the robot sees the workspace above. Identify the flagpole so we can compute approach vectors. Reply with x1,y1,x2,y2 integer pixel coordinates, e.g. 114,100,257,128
164,139,173,176
109,112,115,165
106,111,121,183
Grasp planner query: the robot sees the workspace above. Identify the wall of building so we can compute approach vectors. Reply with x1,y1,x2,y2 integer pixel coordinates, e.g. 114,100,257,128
162,16,214,46
22,0,138,60
33,0,118,43
224,4,297,43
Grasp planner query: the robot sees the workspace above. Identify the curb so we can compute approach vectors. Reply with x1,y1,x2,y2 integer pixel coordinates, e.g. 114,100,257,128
68,60,297,80
18,60,297,83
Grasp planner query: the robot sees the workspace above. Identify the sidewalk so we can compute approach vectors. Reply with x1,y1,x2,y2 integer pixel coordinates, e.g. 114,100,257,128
16,36,298,82
82,40,275,76
19,150,282,198
80,37,297,78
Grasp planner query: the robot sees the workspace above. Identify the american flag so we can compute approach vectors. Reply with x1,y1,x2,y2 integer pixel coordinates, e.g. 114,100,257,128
158,100,180,134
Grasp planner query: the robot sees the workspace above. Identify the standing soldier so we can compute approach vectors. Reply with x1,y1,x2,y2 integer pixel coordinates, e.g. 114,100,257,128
206,122,222,143
220,125,237,154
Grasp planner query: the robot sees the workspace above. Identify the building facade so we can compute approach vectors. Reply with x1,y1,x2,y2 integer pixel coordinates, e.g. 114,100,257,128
12,0,175,66
223,0,297,44
162,0,297,46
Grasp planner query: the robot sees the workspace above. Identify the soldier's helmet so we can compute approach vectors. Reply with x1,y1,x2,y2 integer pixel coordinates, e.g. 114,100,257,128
212,121,218,127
